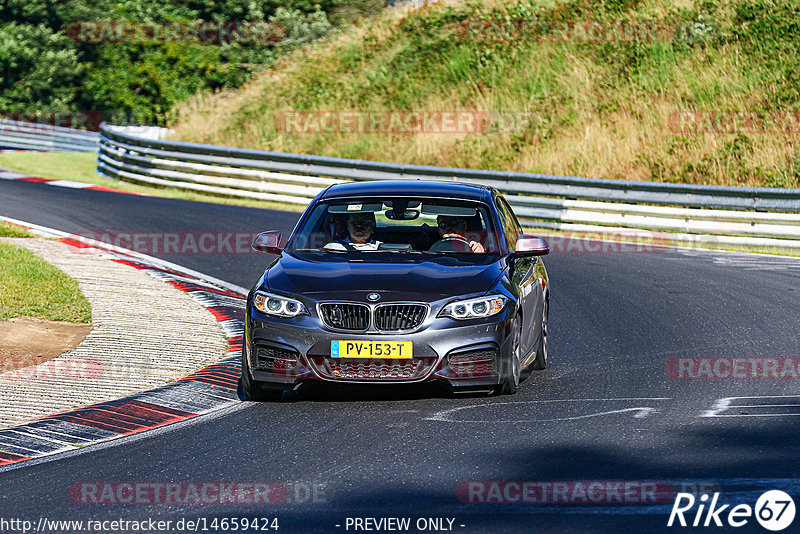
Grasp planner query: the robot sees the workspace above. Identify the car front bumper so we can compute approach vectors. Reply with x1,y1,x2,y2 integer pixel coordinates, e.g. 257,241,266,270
244,306,515,391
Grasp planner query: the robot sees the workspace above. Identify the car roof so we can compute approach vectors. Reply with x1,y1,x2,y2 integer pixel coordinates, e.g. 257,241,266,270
320,180,494,203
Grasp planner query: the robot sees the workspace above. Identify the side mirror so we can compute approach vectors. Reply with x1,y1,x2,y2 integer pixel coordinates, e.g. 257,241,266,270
252,231,282,254
512,235,549,256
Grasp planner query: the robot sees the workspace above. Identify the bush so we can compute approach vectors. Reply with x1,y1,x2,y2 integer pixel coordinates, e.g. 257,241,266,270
0,23,83,110
0,0,343,125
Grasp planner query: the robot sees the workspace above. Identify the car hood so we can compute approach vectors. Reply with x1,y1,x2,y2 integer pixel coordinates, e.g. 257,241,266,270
266,254,504,300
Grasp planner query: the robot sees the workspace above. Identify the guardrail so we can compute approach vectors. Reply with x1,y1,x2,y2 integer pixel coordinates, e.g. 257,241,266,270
98,123,800,248
0,119,98,152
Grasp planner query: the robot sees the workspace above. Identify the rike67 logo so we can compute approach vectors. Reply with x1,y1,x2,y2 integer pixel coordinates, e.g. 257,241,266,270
668,490,796,531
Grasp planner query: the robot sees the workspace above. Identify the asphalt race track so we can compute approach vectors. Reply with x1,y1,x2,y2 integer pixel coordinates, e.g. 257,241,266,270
2,178,800,533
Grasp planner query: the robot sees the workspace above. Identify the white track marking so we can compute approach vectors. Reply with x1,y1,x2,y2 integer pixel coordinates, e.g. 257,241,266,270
44,180,92,188
727,403,800,408
318,464,353,480
425,398,670,423
700,396,800,418
672,248,800,271
713,256,800,271
0,170,30,179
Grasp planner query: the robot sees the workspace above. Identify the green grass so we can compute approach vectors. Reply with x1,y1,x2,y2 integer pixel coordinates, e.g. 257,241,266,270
0,151,99,185
0,151,305,212
0,222,32,238
170,0,800,189
0,242,92,323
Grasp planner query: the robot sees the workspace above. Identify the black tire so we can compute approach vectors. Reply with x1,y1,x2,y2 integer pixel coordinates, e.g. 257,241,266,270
241,348,284,402
531,299,549,371
498,317,522,395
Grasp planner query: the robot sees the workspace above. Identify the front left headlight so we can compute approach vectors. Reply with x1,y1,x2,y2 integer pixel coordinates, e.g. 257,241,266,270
253,291,309,317
439,295,507,320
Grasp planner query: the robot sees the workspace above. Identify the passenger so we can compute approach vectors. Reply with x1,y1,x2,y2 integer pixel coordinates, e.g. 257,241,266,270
429,215,485,253
324,212,383,251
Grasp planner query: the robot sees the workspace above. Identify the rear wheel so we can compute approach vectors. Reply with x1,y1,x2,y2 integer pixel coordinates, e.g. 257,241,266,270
531,299,549,371
498,317,522,395
241,348,284,402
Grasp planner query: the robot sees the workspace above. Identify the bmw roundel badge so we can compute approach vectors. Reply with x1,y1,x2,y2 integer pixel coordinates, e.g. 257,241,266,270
367,293,381,302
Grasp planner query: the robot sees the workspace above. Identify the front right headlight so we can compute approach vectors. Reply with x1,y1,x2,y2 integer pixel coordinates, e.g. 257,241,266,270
439,295,507,320
254,291,308,318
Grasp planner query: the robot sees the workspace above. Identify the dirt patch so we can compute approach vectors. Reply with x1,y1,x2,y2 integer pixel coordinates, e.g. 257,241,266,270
0,317,92,373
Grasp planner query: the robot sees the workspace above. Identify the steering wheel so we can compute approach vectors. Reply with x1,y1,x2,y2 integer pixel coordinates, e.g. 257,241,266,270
428,235,472,252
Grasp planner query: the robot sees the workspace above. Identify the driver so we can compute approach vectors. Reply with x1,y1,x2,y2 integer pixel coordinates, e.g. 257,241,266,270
430,215,485,253
324,212,382,251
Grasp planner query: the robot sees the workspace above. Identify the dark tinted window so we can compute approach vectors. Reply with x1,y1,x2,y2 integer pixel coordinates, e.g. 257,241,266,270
287,196,503,263
495,195,521,250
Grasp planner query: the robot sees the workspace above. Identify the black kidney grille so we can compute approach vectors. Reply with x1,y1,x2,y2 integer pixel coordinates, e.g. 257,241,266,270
319,303,370,330
374,304,427,331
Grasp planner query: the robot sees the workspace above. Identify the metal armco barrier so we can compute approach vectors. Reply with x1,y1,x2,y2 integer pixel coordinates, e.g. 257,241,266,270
97,123,800,248
0,119,98,152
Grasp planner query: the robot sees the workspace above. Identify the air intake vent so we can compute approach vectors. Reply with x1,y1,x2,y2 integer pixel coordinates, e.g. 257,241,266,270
309,356,437,381
255,344,299,373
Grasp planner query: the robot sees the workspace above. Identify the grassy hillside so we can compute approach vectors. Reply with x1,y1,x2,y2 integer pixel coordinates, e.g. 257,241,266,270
171,0,800,188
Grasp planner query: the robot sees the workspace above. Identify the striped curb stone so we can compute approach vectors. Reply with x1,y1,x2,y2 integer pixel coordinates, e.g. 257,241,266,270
0,221,248,468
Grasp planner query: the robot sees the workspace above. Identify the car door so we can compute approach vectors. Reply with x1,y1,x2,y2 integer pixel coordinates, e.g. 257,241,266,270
495,194,542,358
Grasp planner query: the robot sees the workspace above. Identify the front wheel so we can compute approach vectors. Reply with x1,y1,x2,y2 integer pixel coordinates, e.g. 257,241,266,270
498,317,522,395
241,348,284,402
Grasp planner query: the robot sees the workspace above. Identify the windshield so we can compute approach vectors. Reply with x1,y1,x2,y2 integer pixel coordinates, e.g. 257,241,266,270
287,197,502,262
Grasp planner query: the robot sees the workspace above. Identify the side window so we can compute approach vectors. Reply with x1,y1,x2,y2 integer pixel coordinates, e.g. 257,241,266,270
495,196,521,251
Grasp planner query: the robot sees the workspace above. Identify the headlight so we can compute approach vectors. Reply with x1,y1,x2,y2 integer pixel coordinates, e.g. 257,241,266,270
439,295,507,320
253,291,308,317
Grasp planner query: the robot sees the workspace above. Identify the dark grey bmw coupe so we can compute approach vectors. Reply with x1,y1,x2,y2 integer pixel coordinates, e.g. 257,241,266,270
242,180,550,400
